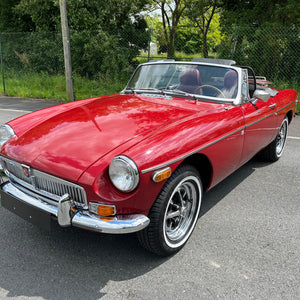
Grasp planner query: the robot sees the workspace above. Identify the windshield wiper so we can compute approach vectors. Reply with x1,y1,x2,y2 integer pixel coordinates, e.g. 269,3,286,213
123,88,198,101
123,87,135,94
162,89,198,101
135,88,166,95
123,88,166,95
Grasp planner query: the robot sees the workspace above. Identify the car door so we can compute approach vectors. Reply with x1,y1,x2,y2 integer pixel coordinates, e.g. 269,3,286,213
200,103,245,188
239,69,278,165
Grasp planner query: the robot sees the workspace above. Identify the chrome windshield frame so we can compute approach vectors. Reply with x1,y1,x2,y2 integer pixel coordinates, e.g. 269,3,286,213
124,61,244,105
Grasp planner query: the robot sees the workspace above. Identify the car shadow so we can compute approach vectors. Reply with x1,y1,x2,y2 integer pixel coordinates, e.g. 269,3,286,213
0,157,272,300
200,156,271,217
0,220,169,299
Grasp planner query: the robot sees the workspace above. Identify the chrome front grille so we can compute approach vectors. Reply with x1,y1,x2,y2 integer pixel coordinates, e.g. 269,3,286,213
2,157,32,184
0,155,87,208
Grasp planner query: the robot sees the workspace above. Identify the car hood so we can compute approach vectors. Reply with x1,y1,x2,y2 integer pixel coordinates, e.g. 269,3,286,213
3,94,198,181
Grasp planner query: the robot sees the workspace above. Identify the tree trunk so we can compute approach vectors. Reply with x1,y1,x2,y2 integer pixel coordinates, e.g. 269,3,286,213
202,33,208,58
167,29,175,58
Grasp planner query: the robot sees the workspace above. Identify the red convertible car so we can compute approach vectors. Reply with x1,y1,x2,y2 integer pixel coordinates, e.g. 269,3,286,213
0,59,298,256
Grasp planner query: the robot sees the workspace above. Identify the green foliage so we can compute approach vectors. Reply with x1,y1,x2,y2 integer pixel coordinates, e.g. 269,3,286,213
174,20,202,54
149,0,187,57
145,15,167,52
14,0,59,31
74,75,127,100
0,71,127,101
0,0,35,32
0,71,67,100
146,10,222,56
184,0,221,57
70,22,148,79
0,32,64,73
3,0,149,79
218,26,300,84
221,0,300,27
0,0,299,105
272,78,300,109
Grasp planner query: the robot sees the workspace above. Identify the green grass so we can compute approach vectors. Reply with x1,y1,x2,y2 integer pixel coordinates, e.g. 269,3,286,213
0,72,127,101
73,75,126,100
0,72,67,100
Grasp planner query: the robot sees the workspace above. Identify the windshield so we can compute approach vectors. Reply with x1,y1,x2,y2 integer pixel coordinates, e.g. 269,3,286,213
126,63,238,100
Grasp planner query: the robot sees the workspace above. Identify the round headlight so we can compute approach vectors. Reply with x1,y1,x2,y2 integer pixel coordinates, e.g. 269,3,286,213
109,155,139,192
0,124,15,147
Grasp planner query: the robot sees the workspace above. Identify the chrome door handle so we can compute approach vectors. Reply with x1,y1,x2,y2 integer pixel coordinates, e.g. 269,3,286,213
269,103,277,109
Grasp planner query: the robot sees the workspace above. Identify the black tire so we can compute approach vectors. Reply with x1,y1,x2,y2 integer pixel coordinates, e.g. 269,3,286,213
137,164,202,256
259,116,289,162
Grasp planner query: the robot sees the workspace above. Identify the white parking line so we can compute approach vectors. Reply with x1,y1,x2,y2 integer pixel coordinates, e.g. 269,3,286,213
0,108,32,113
287,136,300,140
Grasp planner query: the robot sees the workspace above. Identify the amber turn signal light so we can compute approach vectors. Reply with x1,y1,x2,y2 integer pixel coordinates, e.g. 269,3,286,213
89,202,116,217
152,167,171,183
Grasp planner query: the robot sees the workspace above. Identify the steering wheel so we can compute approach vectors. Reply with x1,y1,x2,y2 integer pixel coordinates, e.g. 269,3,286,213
194,85,225,98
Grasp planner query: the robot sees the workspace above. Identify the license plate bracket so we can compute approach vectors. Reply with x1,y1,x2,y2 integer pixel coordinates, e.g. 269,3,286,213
0,190,51,231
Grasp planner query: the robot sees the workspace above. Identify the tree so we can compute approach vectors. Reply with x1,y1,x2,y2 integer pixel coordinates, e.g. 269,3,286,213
185,0,221,57
220,0,300,26
0,0,35,32
14,0,59,31
219,0,300,82
175,19,203,54
8,0,149,78
152,0,187,58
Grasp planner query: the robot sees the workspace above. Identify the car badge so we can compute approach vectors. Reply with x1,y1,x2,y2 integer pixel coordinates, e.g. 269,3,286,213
22,166,31,177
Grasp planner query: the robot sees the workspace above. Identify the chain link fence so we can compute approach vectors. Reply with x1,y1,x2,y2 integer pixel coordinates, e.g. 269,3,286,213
0,32,64,98
220,26,300,84
0,26,299,100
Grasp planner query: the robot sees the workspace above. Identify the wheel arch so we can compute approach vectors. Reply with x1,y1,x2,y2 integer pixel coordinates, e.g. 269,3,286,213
178,153,213,192
286,110,293,124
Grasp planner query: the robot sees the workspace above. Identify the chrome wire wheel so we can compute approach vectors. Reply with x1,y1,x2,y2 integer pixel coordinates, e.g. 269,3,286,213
276,118,288,157
258,116,289,162
137,164,202,256
163,175,201,248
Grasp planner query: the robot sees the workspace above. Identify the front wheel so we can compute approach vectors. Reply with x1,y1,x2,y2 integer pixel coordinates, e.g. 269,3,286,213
137,164,202,256
259,116,289,162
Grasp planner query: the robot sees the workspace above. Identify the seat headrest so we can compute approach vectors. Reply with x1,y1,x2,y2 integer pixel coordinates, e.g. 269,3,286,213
224,70,237,89
180,69,201,85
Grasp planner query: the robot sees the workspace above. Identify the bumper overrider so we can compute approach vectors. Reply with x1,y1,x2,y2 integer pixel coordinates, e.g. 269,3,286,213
0,178,150,234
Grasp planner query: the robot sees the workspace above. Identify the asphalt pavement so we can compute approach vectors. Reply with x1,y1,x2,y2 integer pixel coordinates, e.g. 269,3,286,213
0,97,299,300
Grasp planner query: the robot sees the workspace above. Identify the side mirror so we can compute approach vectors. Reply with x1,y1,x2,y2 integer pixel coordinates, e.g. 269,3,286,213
251,89,270,104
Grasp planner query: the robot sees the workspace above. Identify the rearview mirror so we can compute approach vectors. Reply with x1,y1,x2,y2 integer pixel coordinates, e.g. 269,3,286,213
251,89,270,104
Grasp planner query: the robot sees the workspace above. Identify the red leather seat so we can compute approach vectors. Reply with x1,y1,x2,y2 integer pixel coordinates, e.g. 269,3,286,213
222,70,238,98
178,69,201,94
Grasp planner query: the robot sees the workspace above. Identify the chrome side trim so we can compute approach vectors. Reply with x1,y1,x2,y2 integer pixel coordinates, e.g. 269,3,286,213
244,111,276,128
245,101,295,128
141,127,244,174
278,101,297,113
1,182,150,234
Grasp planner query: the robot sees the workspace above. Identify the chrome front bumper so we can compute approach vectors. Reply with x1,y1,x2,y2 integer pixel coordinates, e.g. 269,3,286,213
0,181,150,234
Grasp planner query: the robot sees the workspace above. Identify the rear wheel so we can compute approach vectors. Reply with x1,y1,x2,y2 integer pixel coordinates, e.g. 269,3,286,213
259,116,289,162
137,164,202,256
